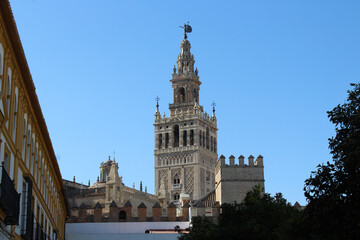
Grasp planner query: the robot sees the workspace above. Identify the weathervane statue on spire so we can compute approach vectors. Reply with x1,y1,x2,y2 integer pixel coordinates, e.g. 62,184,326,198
180,21,192,39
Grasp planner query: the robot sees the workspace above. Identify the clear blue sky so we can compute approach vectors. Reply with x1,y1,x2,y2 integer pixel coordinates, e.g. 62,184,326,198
9,1,360,205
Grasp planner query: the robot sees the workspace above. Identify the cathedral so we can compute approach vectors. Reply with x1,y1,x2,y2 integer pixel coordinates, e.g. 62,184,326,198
64,26,265,223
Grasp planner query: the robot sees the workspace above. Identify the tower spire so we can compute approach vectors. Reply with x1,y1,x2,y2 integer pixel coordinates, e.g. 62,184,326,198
155,96,160,112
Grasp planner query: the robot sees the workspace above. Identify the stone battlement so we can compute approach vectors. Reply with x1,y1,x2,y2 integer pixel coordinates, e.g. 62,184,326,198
216,155,263,173
67,201,191,223
215,154,265,205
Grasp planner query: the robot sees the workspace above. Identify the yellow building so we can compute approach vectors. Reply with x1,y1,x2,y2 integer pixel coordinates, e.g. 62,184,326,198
0,1,68,240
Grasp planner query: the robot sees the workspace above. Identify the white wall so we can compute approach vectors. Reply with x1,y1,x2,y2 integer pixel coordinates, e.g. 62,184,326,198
66,222,190,234
66,222,190,240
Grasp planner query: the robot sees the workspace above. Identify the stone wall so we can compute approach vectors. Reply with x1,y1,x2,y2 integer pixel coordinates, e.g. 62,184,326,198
215,155,264,205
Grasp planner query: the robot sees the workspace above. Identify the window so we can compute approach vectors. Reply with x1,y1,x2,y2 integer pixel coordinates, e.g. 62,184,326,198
158,134,162,149
183,130,187,146
199,130,202,146
6,68,11,117
173,125,179,147
165,133,169,148
22,115,27,161
177,88,185,103
119,211,126,220
173,193,180,201
20,181,28,235
206,128,210,149
12,88,18,141
190,130,194,145
173,174,180,184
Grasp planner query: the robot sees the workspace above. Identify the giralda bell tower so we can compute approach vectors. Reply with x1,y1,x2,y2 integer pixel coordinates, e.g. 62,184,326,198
154,24,218,203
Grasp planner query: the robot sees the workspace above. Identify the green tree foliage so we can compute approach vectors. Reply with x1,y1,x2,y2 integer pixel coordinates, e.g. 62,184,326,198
303,83,360,239
180,186,300,240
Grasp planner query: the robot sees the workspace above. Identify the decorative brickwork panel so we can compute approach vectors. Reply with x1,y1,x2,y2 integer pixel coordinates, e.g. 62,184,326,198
200,168,205,196
159,152,193,165
184,167,194,195
159,169,168,192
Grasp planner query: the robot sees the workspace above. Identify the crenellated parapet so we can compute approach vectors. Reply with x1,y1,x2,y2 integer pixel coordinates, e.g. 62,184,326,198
216,154,264,174
215,154,265,205
67,201,191,223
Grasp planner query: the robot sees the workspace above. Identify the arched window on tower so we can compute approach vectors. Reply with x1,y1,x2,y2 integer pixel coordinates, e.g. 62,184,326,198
165,133,169,148
210,136,213,151
193,89,198,103
173,125,179,147
177,88,185,103
173,192,180,201
173,174,180,184
158,134,162,149
206,128,210,149
190,130,194,145
199,130,202,146
183,130,187,146
214,138,217,153
202,131,205,148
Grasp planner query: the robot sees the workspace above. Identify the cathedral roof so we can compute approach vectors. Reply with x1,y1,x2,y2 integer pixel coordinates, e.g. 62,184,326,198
138,202,147,208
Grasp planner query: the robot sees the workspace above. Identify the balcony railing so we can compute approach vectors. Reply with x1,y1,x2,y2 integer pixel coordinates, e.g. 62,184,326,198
0,166,20,225
172,183,181,189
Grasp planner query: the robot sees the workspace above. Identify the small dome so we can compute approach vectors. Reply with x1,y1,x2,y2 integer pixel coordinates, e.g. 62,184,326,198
180,39,191,49
101,159,113,167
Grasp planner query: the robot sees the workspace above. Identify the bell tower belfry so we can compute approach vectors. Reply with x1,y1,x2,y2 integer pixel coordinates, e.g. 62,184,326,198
154,25,218,203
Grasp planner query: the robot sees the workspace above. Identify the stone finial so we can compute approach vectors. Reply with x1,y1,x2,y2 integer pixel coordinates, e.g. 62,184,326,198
145,186,147,193
238,155,245,166
219,155,226,165
133,182,135,189
124,200,132,207
140,181,143,192
138,202,147,208
255,155,264,166
248,155,254,166
88,180,90,186
73,176,75,182
173,65,177,74
97,176,99,183
109,200,117,208
152,202,161,208
168,202,176,208
94,202,102,209
229,155,235,166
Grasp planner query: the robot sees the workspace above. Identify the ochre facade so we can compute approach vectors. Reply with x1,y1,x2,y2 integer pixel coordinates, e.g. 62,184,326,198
0,1,68,239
